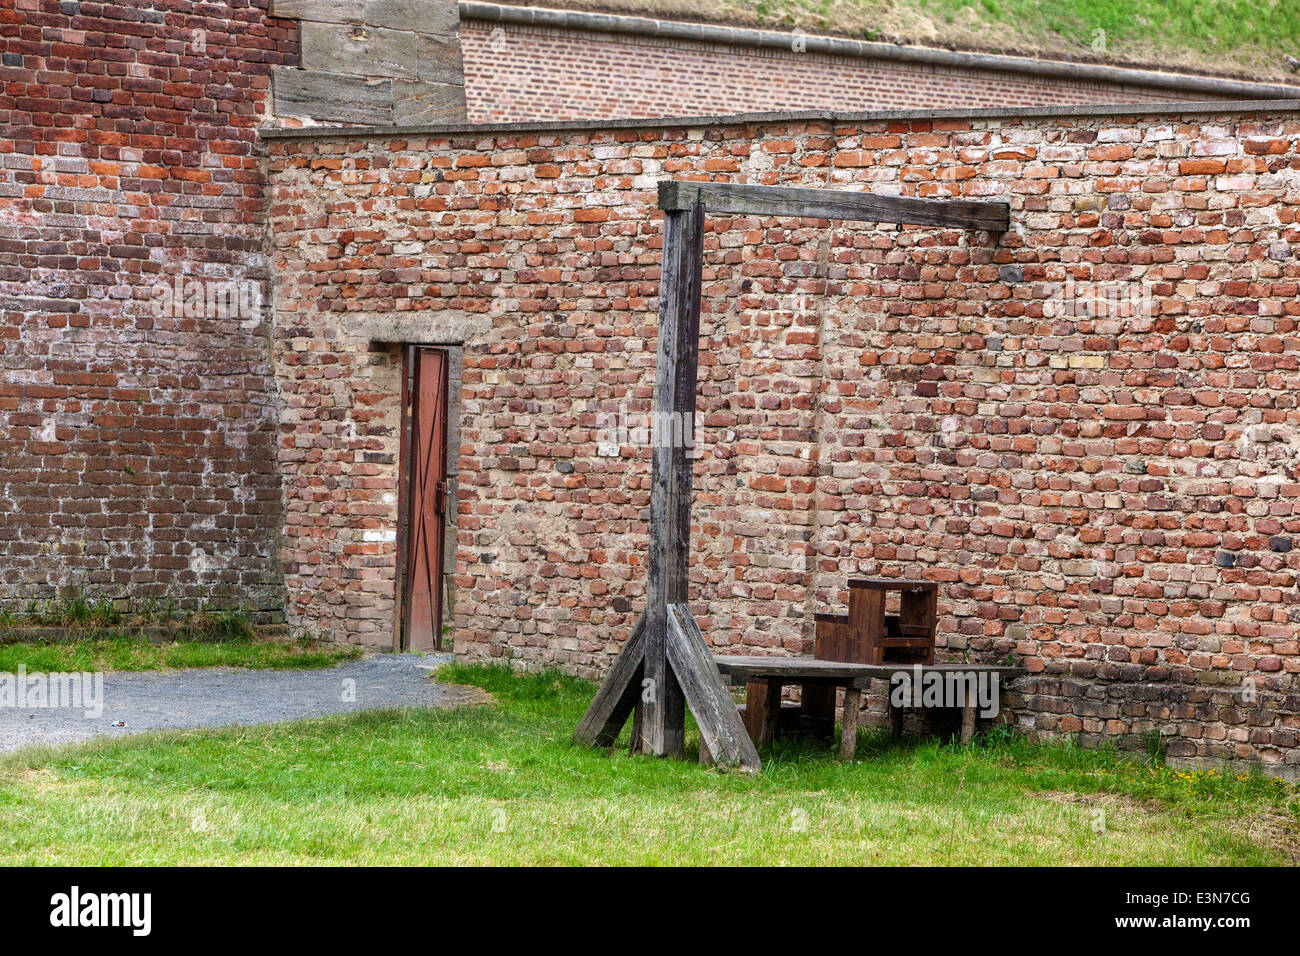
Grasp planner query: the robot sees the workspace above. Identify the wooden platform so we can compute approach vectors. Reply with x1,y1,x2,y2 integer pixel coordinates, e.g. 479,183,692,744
712,657,1020,686
712,656,1023,758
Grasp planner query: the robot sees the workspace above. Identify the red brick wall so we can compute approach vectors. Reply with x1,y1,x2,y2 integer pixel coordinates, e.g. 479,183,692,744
267,106,1300,773
460,20,1235,124
0,0,297,613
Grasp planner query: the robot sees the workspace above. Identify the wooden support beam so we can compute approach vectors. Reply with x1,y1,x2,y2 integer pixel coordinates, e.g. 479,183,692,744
759,680,782,749
667,604,761,771
960,704,976,744
659,180,1009,231
840,686,862,760
640,198,702,758
670,191,704,605
573,613,646,747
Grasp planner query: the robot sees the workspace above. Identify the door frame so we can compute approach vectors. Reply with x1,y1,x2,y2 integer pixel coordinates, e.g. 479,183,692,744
395,344,451,652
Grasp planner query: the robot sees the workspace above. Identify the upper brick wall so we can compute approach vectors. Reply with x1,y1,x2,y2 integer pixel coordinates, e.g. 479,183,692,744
0,0,297,612
266,104,1300,772
458,11,1286,123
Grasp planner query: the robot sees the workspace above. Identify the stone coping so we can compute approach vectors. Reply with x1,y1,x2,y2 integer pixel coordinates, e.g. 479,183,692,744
261,97,1300,141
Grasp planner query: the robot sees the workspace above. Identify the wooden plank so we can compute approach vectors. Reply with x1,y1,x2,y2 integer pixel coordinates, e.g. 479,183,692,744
667,605,761,771
848,577,939,591
813,612,847,662
803,616,838,738
714,656,872,681
714,655,1024,682
849,582,886,664
668,194,704,605
899,585,937,665
840,686,862,760
658,181,1009,231
878,636,933,649
573,613,646,747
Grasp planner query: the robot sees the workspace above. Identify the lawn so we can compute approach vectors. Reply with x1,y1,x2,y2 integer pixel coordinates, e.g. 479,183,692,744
541,0,1300,81
0,664,1294,865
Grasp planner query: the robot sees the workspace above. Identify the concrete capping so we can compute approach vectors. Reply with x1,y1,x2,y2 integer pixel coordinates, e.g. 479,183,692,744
342,310,491,344
260,98,1300,141
459,2,1300,100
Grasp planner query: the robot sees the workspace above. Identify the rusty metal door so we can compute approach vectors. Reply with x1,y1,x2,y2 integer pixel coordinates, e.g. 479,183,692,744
400,347,449,651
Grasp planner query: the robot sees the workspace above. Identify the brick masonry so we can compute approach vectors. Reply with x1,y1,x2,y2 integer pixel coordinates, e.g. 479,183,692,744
267,106,1300,775
0,0,296,614
458,17,1255,124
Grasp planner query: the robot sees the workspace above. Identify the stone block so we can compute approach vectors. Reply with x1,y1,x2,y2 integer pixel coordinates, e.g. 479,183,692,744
300,21,418,79
272,68,393,123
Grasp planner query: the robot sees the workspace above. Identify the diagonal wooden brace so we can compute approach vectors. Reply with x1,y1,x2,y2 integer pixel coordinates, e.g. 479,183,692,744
667,604,761,772
573,613,646,747
573,607,760,771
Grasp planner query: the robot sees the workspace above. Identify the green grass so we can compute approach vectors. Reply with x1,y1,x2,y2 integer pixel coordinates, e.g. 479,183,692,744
0,635,363,673
546,0,1300,80
0,664,1295,865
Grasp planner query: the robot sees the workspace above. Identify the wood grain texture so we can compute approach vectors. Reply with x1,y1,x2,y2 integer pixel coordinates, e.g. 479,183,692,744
658,180,1009,230
840,686,862,760
641,206,699,757
573,613,646,747
712,655,1024,682
667,604,761,771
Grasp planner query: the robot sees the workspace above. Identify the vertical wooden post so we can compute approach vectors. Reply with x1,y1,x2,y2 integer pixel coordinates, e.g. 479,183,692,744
840,686,862,760
759,680,782,748
639,195,703,757
960,704,976,744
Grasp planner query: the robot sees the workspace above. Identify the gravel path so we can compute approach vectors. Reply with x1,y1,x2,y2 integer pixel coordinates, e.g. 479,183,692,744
0,653,487,753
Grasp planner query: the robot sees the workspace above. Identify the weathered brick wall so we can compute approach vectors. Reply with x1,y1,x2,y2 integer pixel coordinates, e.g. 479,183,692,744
459,18,1243,124
0,0,297,613
266,105,1300,773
